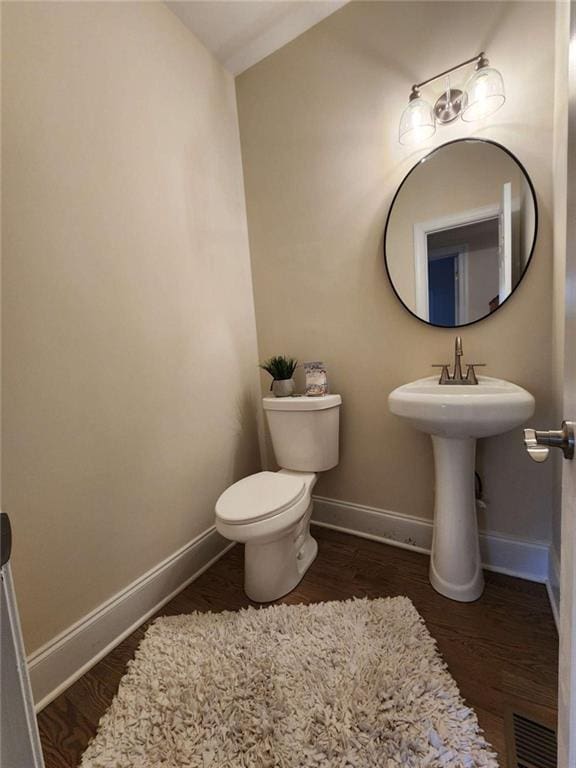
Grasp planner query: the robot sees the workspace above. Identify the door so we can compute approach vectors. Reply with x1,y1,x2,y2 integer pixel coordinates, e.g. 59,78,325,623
428,253,458,326
499,181,512,302
0,514,45,768
559,3,576,765
529,5,576,763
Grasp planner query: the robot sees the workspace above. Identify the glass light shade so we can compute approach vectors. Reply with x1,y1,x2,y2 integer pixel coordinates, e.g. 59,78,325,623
461,66,505,122
398,97,436,146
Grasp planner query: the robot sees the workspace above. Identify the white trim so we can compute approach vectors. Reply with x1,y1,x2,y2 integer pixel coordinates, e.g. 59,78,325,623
414,222,430,319
311,495,550,584
28,526,232,712
547,543,561,633
457,249,469,325
499,182,513,301
1,563,45,768
413,203,501,321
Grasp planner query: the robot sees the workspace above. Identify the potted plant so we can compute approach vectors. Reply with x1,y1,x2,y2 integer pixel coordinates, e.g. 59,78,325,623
260,355,298,397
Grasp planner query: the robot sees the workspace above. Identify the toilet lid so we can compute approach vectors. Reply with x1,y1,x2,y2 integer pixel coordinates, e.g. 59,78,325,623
215,471,306,525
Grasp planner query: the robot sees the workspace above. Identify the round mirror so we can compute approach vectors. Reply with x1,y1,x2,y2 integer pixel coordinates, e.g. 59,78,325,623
384,139,537,327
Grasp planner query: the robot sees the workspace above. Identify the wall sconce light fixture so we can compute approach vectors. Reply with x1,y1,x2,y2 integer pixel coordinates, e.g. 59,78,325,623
399,52,505,146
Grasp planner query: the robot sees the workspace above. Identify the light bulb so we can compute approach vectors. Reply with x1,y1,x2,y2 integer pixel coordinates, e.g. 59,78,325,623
461,59,505,122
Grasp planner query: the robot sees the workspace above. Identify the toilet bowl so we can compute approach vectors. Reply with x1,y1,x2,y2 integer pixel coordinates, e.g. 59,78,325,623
215,394,341,602
216,470,317,602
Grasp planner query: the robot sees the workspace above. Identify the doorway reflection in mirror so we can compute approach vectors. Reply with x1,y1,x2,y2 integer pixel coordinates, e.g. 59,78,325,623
385,139,537,328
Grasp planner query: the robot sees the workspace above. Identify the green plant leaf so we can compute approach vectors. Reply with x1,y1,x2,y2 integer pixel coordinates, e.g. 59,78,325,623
259,355,298,380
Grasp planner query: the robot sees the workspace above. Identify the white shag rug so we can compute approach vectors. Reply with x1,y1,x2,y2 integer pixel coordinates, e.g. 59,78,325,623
80,597,498,768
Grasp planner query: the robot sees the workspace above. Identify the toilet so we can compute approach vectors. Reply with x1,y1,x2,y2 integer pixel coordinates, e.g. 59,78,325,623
215,394,341,602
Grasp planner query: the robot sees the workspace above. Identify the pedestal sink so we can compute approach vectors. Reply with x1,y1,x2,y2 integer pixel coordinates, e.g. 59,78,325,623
388,376,535,602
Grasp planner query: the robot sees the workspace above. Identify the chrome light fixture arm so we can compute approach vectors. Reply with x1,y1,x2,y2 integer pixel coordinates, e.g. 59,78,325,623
411,52,487,94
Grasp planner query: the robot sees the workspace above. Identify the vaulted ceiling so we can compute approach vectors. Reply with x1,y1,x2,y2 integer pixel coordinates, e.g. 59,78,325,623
167,1,349,75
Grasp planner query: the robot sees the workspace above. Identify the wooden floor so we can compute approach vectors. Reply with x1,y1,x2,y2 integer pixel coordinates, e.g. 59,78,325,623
38,527,558,767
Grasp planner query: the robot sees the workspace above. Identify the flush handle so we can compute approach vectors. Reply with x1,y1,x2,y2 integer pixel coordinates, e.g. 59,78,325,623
524,421,575,462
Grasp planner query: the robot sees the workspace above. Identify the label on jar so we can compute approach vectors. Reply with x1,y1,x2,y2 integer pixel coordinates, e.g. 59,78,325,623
304,361,328,396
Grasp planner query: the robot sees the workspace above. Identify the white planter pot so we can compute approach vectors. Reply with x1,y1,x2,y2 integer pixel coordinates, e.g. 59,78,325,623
272,378,295,397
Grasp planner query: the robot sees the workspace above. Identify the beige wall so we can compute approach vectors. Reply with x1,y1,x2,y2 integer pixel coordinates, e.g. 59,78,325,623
237,0,556,542
2,2,261,653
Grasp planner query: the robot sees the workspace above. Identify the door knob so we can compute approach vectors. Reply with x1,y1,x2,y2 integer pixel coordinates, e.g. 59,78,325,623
524,421,575,462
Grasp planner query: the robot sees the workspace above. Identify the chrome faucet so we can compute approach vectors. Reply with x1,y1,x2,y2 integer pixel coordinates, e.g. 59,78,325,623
454,335,463,381
433,336,485,385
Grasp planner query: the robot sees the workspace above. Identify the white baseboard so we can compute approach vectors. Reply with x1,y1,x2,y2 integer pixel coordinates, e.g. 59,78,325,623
547,544,560,633
28,526,232,712
311,495,550,584
28,498,557,713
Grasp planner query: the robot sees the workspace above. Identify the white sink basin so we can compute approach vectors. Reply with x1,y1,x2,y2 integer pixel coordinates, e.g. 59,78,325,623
388,375,535,438
388,374,535,603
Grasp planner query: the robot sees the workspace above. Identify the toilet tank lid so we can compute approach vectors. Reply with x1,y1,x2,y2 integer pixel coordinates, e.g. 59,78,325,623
263,394,341,411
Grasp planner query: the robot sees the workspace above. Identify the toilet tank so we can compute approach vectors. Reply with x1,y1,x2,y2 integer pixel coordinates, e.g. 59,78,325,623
262,394,341,472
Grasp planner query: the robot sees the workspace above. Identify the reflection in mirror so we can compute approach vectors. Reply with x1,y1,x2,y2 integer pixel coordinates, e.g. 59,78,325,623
384,139,537,327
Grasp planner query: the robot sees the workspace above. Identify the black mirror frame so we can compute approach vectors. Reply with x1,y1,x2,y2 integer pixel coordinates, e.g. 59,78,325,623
383,138,539,329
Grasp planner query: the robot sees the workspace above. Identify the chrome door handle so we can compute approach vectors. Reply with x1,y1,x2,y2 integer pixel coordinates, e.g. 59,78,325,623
524,420,575,462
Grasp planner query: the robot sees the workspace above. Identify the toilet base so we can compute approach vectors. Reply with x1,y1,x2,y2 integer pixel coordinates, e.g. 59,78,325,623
244,506,317,602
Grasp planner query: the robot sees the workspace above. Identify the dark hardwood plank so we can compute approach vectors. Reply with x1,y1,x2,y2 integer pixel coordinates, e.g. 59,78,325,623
37,527,558,767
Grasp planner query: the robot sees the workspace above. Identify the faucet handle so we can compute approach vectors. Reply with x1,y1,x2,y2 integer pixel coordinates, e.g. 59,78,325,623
465,363,486,384
432,364,451,384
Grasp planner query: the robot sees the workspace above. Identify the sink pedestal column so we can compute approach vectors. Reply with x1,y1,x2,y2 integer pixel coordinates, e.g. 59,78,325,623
429,435,484,602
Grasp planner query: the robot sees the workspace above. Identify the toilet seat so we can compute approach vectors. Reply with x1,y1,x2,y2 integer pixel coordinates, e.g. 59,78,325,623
215,471,306,525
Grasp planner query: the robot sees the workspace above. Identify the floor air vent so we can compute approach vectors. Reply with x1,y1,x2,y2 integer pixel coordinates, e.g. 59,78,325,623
507,711,557,768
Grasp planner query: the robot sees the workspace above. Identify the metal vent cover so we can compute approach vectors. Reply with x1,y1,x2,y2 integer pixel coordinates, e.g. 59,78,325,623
507,712,557,768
